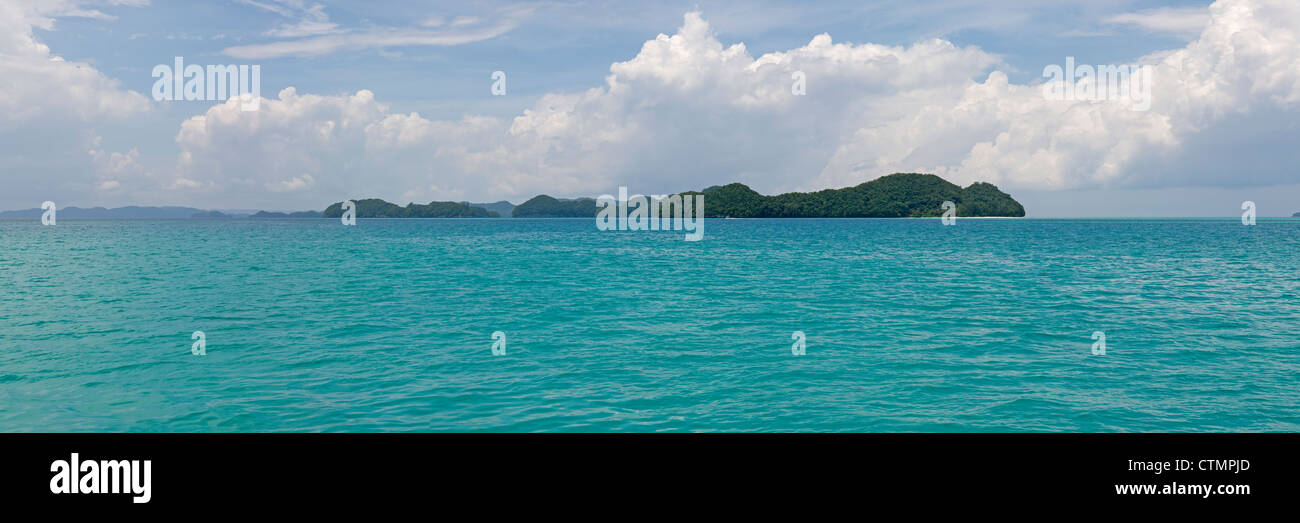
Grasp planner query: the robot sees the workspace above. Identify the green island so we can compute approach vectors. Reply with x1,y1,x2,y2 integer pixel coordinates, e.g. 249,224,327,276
511,195,599,217
251,210,323,219
322,199,499,218
0,174,1024,220
687,173,1023,218
320,173,1024,219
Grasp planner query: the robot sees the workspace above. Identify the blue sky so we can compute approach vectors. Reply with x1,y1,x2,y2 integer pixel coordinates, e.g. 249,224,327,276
41,0,1210,119
5,0,1300,216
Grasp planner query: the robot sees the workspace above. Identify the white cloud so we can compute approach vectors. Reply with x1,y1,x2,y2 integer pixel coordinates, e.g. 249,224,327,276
1105,7,1213,38
165,0,1300,211
262,2,339,38
171,87,509,207
0,1,151,128
449,16,479,27
267,174,315,192
235,0,297,18
222,23,520,59
223,4,534,59
90,146,141,174
0,1,152,208
823,0,1300,190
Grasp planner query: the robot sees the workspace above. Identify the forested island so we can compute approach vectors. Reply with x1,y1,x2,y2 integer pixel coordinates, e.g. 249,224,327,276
321,199,498,218
251,210,323,219
511,195,600,217
6,173,1022,220
505,173,1024,218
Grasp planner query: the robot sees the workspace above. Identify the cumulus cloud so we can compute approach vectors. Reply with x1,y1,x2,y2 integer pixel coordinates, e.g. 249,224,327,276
177,11,1004,206
0,0,152,208
267,174,315,192
172,87,512,207
88,143,152,194
168,0,1300,210
0,0,151,128
925,0,1300,190
7,0,1296,212
89,146,141,174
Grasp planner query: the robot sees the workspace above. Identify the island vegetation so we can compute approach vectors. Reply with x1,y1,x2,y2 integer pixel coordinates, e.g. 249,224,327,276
511,195,599,217
693,173,1024,217
251,210,323,219
463,201,516,217
321,199,498,218
509,173,1024,218
1,173,1023,220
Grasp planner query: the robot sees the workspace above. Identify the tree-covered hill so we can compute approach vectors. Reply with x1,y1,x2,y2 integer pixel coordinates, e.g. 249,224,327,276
250,210,323,218
510,173,1023,218
698,173,1024,218
511,195,598,217
322,199,497,218
314,174,1023,219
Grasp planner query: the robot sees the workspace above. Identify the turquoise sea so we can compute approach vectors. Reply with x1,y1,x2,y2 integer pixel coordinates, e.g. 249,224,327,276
1,218,1298,432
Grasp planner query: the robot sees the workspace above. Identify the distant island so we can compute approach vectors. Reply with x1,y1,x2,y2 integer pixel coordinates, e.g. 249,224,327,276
0,206,324,220
1294,212,1300,217
511,195,599,217
0,205,213,220
463,201,516,217
508,173,1024,218
0,173,1024,220
250,210,323,219
322,199,498,218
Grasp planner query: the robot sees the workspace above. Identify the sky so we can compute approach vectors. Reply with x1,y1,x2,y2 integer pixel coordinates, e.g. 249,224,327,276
2,0,1298,216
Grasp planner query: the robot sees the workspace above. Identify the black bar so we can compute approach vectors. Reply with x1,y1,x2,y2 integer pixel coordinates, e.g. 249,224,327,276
2,434,1290,510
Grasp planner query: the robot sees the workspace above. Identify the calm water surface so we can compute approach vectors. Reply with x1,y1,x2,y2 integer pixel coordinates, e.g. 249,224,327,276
1,218,1298,431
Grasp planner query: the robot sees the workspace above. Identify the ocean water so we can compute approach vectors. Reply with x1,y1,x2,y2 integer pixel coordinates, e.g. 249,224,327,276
1,218,1298,432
